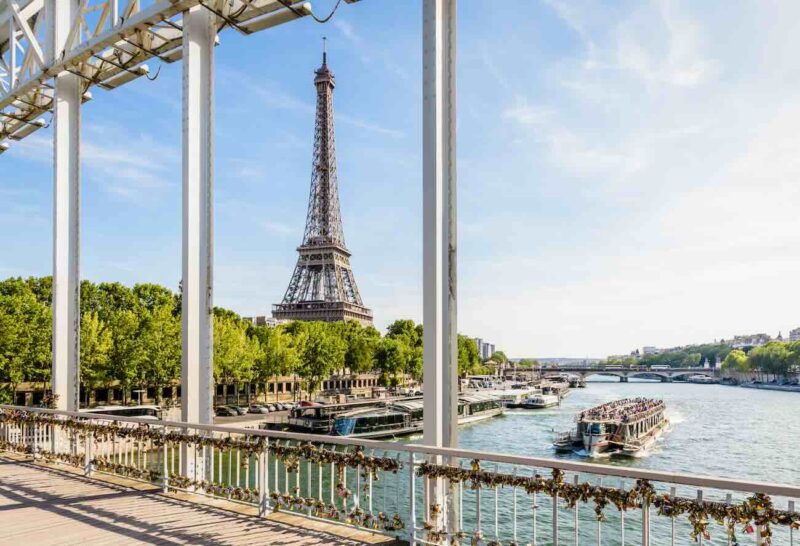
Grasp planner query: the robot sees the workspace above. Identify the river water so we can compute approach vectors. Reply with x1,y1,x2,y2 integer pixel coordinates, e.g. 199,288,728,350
458,380,800,486
395,380,800,545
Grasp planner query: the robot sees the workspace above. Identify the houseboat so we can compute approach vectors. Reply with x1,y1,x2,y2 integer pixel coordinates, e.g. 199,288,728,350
553,398,668,457
517,393,560,409
457,393,505,424
330,394,504,439
286,400,381,434
543,382,570,399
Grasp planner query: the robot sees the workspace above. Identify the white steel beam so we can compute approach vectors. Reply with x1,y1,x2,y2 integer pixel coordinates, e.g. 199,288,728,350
50,0,81,412
180,3,214,477
422,0,458,534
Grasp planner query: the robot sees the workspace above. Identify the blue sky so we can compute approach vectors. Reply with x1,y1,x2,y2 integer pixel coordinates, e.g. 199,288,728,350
4,0,800,358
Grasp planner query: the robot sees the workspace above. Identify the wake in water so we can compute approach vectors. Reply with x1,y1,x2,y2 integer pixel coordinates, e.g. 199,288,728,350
665,407,686,425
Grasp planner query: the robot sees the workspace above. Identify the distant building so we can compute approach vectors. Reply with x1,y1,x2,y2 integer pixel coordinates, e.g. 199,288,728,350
790,328,800,342
730,333,771,349
473,337,496,361
642,346,661,356
243,316,285,328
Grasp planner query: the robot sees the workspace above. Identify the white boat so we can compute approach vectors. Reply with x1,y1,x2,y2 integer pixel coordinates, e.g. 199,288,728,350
687,375,717,384
518,393,560,409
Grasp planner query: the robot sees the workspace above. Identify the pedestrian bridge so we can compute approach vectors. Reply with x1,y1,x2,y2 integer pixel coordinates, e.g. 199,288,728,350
1,405,797,546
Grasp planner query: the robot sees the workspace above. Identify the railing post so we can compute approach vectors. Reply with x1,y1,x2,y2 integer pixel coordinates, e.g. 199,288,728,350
162,437,169,493
408,452,416,544
642,496,650,546
258,447,268,516
553,489,559,546
83,431,93,476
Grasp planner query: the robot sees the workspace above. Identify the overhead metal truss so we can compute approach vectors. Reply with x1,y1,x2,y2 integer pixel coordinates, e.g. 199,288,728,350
0,0,313,145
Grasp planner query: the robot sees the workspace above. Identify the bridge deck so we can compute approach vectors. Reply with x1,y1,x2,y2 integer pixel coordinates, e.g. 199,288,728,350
0,456,402,546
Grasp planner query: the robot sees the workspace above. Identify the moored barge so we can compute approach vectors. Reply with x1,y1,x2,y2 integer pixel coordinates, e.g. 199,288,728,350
553,398,668,457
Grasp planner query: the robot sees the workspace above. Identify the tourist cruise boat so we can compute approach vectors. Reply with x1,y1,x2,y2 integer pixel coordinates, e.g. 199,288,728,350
553,398,668,457
517,393,560,409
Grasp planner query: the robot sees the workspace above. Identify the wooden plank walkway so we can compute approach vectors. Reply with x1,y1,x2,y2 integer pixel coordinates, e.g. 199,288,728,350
0,457,404,546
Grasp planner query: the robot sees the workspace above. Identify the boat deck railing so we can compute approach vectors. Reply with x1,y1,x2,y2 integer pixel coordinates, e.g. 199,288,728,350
1,405,797,546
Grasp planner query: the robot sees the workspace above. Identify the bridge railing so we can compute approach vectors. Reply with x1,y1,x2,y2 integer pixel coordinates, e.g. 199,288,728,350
1,405,798,545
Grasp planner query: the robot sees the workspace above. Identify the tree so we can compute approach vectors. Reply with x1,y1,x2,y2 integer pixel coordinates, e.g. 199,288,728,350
138,304,181,403
214,314,256,403
80,311,112,406
748,342,791,378
458,334,482,376
338,321,380,374
106,309,143,401
489,350,508,364
0,284,51,401
722,349,749,374
517,358,539,368
298,322,346,393
375,337,410,386
252,325,300,402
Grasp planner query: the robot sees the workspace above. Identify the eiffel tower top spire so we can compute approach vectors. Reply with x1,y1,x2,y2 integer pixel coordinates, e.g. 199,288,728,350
273,46,373,325
302,37,344,249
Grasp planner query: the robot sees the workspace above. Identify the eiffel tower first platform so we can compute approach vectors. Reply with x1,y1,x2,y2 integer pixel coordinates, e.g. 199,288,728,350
272,47,373,326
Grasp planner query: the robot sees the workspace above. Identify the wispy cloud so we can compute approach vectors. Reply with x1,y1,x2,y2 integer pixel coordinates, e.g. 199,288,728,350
9,125,178,205
230,69,404,138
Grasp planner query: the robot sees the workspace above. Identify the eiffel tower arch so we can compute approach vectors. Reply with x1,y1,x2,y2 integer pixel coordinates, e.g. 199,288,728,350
272,47,373,326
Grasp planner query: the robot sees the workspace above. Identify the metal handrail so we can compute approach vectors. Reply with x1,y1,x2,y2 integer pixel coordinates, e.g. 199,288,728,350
3,404,800,498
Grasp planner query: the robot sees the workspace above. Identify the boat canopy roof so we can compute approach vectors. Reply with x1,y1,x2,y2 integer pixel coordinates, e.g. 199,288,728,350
391,399,424,411
336,406,406,419
459,393,500,404
579,398,664,425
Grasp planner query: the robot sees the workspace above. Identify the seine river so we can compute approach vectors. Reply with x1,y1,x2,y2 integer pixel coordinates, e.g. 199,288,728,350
398,380,800,545
459,379,800,486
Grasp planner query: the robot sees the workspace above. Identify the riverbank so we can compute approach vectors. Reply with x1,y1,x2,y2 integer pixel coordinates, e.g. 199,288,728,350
740,382,800,393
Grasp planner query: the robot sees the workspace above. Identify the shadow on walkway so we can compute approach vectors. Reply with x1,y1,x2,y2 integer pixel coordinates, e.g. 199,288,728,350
0,458,401,545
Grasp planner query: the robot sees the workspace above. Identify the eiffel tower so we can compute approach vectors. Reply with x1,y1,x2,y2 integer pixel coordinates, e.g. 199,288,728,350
272,45,373,326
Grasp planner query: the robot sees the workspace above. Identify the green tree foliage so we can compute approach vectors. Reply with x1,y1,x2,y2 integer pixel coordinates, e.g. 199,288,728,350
722,349,750,373
458,334,483,376
80,311,112,405
297,321,346,392
517,358,540,368
747,342,791,377
489,350,508,364
138,304,181,402
1,277,519,403
0,278,51,402
375,337,409,386
251,325,299,401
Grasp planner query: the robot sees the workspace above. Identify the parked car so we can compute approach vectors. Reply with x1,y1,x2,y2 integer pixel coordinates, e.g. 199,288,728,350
249,404,269,414
215,406,237,417
230,405,249,415
265,404,277,412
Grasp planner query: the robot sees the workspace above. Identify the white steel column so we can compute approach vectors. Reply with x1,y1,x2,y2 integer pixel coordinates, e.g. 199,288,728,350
422,0,458,535
50,0,81,413
181,5,215,439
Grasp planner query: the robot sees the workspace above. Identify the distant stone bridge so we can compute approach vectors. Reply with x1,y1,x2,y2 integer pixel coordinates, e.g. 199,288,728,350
509,366,720,383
